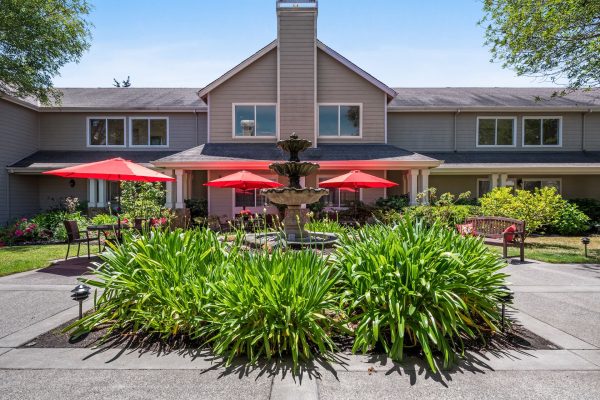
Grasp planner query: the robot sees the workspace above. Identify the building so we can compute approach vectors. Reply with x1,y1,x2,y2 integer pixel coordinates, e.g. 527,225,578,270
2,0,600,224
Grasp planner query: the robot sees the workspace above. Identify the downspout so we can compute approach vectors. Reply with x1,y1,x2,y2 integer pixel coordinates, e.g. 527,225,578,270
194,110,199,146
6,171,11,222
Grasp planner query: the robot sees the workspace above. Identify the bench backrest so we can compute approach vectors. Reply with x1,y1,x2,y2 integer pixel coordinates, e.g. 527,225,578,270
465,216,525,238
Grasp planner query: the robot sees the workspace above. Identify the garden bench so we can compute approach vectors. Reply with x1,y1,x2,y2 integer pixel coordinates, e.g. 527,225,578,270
460,216,526,261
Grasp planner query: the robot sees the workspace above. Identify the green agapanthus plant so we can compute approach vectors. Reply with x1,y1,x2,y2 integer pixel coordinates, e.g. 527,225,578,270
333,218,508,371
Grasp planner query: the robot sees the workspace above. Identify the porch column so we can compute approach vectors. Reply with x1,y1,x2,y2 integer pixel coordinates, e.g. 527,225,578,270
88,179,97,207
175,169,185,209
407,169,419,205
97,179,106,208
499,174,508,187
419,169,430,204
187,171,193,201
490,174,499,189
164,169,174,209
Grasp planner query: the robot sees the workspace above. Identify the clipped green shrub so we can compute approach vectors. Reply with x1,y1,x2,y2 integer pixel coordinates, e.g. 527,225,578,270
375,195,409,211
333,218,507,371
480,187,589,235
202,249,341,368
68,228,233,339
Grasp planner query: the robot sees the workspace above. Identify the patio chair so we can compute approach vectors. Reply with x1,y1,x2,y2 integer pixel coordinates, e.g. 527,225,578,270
63,220,93,260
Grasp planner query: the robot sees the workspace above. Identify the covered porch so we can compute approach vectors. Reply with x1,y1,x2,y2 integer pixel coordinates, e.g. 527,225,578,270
152,143,442,219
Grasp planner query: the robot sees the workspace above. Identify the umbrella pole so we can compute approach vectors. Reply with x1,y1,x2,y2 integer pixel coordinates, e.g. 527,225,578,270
354,187,358,219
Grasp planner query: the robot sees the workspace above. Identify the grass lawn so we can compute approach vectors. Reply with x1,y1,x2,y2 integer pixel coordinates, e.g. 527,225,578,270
489,235,600,264
0,244,96,277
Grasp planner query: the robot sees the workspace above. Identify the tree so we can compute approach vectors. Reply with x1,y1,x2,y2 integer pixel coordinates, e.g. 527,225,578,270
113,76,131,88
0,0,92,105
481,0,600,93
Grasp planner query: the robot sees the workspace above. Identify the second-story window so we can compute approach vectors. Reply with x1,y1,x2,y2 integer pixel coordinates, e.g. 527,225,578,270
130,117,169,146
318,105,361,137
477,117,515,146
523,117,561,146
88,117,125,147
233,104,276,137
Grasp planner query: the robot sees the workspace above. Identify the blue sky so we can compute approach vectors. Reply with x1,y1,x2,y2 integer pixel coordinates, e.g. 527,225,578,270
54,0,557,88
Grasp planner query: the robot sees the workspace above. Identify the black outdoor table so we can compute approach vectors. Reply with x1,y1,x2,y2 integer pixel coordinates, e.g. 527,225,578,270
87,224,129,252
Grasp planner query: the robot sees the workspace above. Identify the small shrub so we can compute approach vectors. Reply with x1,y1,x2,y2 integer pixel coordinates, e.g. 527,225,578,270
202,249,341,368
569,198,600,223
334,218,508,371
480,187,589,235
120,181,167,218
185,199,208,220
90,213,118,225
404,204,480,228
375,195,409,211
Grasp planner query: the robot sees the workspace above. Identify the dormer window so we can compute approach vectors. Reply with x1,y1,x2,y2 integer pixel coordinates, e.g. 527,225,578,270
130,117,169,147
233,104,276,137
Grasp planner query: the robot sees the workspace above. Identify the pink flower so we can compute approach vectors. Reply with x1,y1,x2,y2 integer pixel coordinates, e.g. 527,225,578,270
14,229,24,237
21,217,27,222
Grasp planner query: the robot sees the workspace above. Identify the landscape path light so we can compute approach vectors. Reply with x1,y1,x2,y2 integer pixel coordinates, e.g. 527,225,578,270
71,284,91,319
581,237,591,258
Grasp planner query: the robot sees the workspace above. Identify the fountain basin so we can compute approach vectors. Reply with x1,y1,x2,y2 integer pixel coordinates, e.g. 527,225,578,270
244,231,338,250
269,162,320,179
262,187,328,206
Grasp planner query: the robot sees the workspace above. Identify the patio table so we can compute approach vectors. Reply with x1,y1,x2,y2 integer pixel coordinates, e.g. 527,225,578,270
87,224,129,252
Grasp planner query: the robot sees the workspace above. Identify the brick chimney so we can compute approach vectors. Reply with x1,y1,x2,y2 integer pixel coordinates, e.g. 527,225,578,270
277,1,318,144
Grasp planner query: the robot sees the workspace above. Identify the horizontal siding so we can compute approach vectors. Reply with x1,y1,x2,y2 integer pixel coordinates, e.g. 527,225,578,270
317,49,386,144
387,111,594,152
38,176,87,212
387,112,454,151
39,112,204,151
209,49,278,143
584,113,600,151
0,100,39,224
456,112,583,151
9,175,40,219
279,12,315,142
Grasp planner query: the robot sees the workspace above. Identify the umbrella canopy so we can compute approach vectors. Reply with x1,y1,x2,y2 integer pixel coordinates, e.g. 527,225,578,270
318,170,398,189
204,170,283,190
42,157,175,182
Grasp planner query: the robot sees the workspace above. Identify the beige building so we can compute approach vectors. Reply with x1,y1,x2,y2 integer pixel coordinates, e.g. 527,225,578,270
2,0,600,223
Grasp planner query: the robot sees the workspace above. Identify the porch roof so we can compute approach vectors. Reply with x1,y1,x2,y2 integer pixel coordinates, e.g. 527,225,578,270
7,150,178,173
151,143,441,169
426,151,600,174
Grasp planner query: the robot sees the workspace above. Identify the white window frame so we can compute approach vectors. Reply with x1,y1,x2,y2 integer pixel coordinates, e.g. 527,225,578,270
475,116,517,148
477,178,491,198
522,116,563,147
86,117,127,148
521,178,562,194
318,103,363,138
129,117,170,148
231,103,277,138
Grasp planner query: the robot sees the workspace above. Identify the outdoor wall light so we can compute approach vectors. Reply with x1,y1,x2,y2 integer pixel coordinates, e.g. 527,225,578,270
581,237,591,258
69,179,76,187
71,284,91,319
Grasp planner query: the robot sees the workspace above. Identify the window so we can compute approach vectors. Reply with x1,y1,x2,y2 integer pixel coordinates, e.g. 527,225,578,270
318,177,356,207
318,105,361,137
522,179,561,193
88,117,125,146
477,179,491,198
523,117,561,146
234,189,268,208
233,105,276,137
130,117,168,146
476,117,515,146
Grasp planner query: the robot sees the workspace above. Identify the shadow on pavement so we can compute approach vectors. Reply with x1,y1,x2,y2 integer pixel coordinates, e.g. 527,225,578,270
37,257,100,277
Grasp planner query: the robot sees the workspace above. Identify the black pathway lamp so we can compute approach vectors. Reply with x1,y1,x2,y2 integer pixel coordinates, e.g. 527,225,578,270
499,285,514,331
581,237,591,258
71,284,91,319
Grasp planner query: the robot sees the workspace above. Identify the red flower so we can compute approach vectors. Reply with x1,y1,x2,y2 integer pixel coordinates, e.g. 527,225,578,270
14,229,24,237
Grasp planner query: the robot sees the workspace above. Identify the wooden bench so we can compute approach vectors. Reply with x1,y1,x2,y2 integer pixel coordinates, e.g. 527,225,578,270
461,216,526,261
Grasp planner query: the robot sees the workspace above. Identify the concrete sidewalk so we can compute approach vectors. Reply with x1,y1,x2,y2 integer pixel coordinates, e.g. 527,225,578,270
0,259,599,399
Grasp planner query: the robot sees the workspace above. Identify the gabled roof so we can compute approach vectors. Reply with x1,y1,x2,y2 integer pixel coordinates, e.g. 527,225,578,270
197,40,278,100
316,40,398,99
389,87,600,111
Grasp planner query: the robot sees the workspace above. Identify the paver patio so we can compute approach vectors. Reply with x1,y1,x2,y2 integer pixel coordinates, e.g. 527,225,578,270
0,258,599,399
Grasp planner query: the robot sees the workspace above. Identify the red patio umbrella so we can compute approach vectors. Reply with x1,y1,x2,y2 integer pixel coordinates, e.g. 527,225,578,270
319,170,398,216
43,157,175,226
204,170,283,210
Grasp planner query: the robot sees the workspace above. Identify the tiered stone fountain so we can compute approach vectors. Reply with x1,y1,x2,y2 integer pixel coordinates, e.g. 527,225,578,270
247,133,337,248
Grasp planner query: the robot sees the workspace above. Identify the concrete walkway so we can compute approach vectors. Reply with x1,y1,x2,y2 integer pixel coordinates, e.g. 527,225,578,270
0,258,599,399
